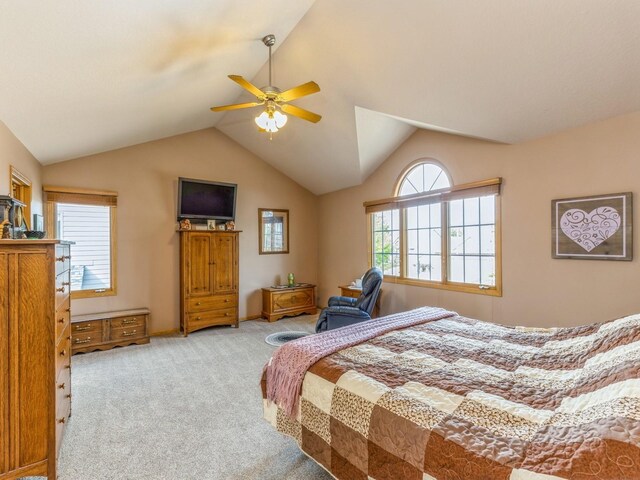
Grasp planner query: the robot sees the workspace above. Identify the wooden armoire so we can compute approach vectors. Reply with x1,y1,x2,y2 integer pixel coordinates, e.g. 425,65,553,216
179,231,239,335
0,240,72,480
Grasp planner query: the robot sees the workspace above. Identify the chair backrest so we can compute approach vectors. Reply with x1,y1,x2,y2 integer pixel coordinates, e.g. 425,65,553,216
355,267,383,315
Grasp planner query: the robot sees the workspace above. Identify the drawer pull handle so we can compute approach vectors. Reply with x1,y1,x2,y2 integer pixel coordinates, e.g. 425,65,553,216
74,338,91,344
62,281,71,286
122,331,137,337
196,317,201,321
55,256,65,262
65,364,71,370
66,394,72,399
225,299,230,303
196,302,202,306
225,313,230,317
57,418,65,424
66,308,71,313
58,318,65,324
121,318,138,325
75,325,92,331
59,349,67,356
58,383,66,390
56,286,65,293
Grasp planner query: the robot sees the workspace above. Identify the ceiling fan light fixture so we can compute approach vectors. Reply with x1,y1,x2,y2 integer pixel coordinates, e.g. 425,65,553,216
255,110,286,133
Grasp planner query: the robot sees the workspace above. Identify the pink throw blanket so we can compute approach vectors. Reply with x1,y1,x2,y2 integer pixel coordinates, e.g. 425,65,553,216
264,306,456,417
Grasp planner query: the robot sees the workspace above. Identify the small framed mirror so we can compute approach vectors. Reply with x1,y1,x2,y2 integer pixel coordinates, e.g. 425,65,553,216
259,208,289,254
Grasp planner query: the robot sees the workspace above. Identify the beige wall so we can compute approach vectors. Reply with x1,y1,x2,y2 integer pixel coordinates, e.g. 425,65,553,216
318,111,640,327
43,128,318,333
0,120,43,216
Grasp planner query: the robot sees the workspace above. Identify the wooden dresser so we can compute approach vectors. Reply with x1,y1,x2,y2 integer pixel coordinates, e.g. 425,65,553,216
261,284,317,322
179,231,239,335
71,308,150,354
0,239,72,480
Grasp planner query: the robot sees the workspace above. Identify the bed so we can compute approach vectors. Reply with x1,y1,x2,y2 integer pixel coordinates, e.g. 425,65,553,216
261,306,640,480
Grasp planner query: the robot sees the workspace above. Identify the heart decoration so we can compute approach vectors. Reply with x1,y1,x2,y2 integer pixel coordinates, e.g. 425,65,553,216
560,207,621,252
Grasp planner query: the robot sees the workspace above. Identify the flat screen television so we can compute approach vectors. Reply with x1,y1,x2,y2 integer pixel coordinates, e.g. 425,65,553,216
177,177,237,220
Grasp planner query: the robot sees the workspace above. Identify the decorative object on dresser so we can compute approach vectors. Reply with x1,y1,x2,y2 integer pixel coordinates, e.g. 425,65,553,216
179,230,240,335
261,284,317,322
0,239,72,480
552,191,633,260
71,308,150,354
339,284,382,318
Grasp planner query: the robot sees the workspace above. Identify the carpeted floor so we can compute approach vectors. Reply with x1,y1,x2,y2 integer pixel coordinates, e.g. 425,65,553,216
47,315,331,480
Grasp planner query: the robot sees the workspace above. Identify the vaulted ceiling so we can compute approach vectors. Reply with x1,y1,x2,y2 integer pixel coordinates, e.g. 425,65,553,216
1,1,639,194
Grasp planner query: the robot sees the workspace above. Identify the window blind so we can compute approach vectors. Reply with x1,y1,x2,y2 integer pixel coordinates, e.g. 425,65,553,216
364,178,501,213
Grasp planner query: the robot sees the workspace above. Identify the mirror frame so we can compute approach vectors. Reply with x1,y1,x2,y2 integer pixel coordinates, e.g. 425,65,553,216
258,208,290,255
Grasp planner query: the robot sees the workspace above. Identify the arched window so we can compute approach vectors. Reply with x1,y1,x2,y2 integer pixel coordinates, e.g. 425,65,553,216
368,160,501,295
397,162,451,196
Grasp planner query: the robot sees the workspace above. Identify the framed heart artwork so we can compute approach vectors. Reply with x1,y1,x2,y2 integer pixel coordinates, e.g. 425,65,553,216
552,192,632,260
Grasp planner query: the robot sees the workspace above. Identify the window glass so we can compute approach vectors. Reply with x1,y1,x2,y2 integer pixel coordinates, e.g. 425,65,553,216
372,209,400,276
57,203,112,293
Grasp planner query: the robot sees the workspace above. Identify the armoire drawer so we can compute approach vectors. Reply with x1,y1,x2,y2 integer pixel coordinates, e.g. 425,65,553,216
187,294,237,313
187,308,237,329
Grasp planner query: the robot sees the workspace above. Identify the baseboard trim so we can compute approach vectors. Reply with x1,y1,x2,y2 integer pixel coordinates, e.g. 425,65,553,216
151,328,180,337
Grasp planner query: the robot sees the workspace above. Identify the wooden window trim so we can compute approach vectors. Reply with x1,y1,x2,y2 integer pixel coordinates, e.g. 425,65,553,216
9,165,32,229
366,175,502,297
44,186,118,299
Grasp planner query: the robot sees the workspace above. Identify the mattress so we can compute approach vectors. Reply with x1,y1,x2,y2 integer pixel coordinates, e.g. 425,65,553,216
261,307,640,480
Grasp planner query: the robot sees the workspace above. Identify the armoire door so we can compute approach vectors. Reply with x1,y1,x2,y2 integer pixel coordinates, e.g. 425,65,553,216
0,253,8,475
187,233,215,297
212,233,237,294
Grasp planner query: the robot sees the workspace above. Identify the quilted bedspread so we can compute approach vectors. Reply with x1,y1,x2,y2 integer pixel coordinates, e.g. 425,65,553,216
261,308,640,480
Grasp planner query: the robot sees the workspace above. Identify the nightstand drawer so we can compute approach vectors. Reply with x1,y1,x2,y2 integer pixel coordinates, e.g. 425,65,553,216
272,289,314,312
72,319,104,335
72,331,103,349
110,325,146,341
110,315,146,329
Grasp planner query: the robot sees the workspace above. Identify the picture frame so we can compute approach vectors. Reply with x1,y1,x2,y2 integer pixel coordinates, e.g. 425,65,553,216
259,208,289,255
207,220,216,230
33,214,44,232
552,192,632,260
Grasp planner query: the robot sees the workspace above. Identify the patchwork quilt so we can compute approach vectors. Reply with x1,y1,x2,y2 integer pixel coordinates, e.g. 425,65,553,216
261,309,640,480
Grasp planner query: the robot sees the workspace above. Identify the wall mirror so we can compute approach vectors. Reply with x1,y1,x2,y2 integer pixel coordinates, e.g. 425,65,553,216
259,208,289,254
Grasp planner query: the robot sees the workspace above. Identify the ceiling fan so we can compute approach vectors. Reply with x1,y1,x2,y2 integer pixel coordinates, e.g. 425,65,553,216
210,34,321,134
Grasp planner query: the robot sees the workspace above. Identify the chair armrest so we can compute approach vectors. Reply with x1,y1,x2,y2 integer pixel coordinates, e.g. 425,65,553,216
324,306,372,330
328,296,357,307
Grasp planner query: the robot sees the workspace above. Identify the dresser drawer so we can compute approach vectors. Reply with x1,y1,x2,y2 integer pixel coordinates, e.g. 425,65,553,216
56,325,71,380
110,315,146,329
55,297,71,342
272,289,314,312
72,319,104,335
54,247,71,277
187,294,237,312
110,325,146,342
56,367,71,418
55,271,71,309
187,308,237,329
55,381,71,456
72,331,103,349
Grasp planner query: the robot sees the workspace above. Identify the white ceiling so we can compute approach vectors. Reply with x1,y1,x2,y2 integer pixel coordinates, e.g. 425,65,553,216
2,1,640,194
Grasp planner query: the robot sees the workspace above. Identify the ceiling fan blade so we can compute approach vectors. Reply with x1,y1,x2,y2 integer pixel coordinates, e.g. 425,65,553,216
277,81,320,103
280,103,322,123
228,75,265,99
210,101,263,112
